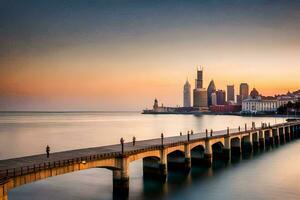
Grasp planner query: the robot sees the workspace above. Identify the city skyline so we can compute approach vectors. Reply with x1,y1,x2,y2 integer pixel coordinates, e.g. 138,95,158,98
1,0,300,111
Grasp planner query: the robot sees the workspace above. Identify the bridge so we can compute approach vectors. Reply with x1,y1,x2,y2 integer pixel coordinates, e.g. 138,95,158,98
1,120,300,200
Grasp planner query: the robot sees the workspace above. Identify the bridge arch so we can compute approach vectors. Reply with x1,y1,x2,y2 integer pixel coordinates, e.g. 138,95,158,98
211,142,224,161
167,150,186,171
191,145,205,165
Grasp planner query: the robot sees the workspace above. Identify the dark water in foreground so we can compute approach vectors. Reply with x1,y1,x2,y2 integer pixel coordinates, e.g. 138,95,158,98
0,112,298,200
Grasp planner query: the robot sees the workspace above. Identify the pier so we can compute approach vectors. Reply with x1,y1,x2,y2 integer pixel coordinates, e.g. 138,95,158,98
0,120,300,200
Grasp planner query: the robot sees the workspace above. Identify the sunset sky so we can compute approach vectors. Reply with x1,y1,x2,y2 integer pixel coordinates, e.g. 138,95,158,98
0,0,300,111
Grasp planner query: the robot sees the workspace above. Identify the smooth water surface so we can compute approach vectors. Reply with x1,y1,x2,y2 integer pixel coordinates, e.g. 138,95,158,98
0,112,297,200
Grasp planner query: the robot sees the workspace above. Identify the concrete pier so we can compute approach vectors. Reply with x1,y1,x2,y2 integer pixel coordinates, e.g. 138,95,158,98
0,121,299,200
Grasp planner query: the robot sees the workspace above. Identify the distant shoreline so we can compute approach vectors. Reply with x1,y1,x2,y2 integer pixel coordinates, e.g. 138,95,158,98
0,111,140,113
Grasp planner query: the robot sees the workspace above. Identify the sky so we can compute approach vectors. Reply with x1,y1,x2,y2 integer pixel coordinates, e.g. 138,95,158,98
0,0,300,111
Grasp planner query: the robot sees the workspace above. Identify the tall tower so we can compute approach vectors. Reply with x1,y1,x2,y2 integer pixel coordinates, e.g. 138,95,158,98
193,66,208,109
227,85,235,102
183,79,191,107
195,67,203,89
207,80,216,106
240,83,249,100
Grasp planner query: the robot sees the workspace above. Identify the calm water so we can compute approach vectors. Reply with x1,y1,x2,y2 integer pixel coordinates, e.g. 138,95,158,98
1,112,298,200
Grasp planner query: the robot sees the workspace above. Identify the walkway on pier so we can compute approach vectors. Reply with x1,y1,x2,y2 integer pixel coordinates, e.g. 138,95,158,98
0,127,236,174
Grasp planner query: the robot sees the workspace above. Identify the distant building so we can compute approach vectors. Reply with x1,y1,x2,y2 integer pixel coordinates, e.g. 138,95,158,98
193,67,208,110
193,88,208,108
195,67,203,89
240,83,249,100
211,92,217,106
227,85,235,102
183,79,191,107
207,80,216,106
236,94,242,105
242,88,277,113
210,104,242,113
216,90,226,105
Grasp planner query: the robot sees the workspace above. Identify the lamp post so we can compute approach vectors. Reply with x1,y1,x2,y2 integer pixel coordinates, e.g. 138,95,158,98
161,133,164,147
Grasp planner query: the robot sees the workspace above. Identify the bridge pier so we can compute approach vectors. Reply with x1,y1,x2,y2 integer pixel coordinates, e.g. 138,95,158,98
284,126,290,142
290,126,295,140
113,157,129,197
204,139,212,167
259,130,265,151
269,129,274,148
242,133,252,156
273,128,280,146
279,127,286,144
222,136,231,163
252,131,259,152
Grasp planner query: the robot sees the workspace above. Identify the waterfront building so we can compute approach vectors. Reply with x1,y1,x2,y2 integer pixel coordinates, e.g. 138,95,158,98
242,88,278,113
240,83,249,100
210,104,242,113
216,90,226,105
242,89,300,113
211,92,217,106
207,80,216,106
227,85,235,102
183,79,191,107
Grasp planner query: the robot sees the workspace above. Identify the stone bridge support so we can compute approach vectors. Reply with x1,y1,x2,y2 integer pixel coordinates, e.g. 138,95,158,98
284,126,290,142
290,126,295,140
113,156,129,196
279,127,286,144
204,139,212,167
273,128,280,145
259,130,265,150
223,136,231,163
252,131,259,152
242,133,252,155
268,129,274,147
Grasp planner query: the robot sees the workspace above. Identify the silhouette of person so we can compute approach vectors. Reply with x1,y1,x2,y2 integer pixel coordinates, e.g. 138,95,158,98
46,145,50,158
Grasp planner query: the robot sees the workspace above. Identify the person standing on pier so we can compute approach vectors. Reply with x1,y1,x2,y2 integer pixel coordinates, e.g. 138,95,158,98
46,145,50,158
132,136,136,146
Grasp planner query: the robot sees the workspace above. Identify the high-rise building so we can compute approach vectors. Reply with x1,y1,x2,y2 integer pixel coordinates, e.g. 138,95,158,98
183,79,191,107
240,83,249,100
211,92,217,105
195,67,203,89
193,88,208,107
207,80,216,106
193,67,208,109
227,85,235,102
216,90,226,105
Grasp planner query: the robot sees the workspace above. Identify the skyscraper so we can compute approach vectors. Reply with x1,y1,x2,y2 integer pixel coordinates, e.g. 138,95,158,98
216,90,226,105
195,67,203,89
227,85,235,102
240,83,249,100
207,80,216,106
211,92,217,105
193,67,208,109
183,79,191,107
193,88,208,108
